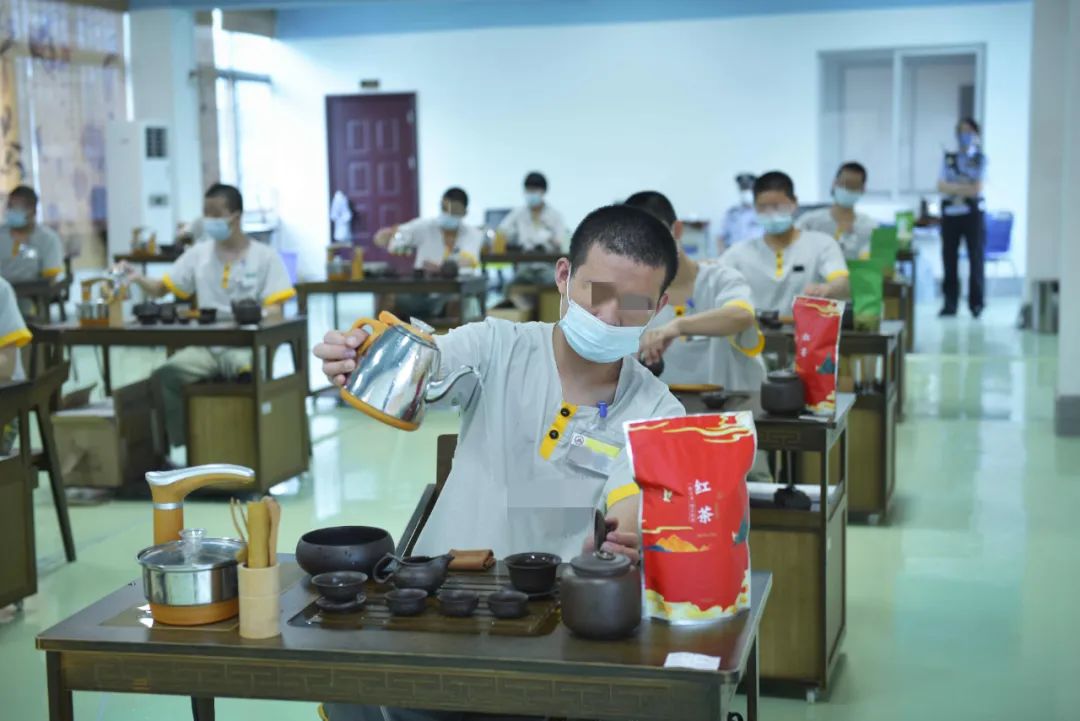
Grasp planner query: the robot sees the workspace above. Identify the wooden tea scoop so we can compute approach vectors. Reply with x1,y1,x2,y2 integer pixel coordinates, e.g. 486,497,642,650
229,497,248,563
264,496,281,567
246,499,270,569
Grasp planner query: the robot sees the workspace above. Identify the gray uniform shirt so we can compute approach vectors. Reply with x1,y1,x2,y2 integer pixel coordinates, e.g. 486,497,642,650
0,224,64,282
649,262,765,391
719,231,849,313
0,277,31,350
795,207,877,260
413,319,686,561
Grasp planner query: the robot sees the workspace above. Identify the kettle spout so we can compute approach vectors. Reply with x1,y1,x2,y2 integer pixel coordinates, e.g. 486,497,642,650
424,366,481,407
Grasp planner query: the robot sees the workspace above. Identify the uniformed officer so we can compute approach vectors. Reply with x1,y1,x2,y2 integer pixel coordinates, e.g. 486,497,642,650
718,172,762,250
121,184,296,450
631,191,765,392
796,161,877,260
937,117,987,318
720,171,850,313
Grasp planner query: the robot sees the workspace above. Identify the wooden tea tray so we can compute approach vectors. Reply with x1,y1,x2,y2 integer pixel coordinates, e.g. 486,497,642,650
288,572,560,637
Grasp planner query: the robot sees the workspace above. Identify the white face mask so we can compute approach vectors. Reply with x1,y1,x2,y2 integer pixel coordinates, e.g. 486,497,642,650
203,217,231,241
558,270,650,364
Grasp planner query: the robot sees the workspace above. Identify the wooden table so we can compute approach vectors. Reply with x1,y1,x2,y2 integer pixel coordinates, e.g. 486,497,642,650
0,380,37,609
13,278,63,324
680,391,851,701
112,252,181,274
480,251,563,269
296,276,488,330
884,276,915,354
29,318,311,492
37,558,772,721
763,322,903,523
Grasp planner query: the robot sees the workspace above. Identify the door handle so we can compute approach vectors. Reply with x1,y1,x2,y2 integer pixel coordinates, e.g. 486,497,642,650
407,156,416,171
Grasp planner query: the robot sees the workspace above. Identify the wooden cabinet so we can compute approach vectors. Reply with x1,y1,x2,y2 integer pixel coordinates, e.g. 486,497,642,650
0,451,36,608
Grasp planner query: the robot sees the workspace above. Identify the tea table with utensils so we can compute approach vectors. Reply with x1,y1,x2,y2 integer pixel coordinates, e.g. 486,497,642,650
296,277,487,370
37,556,772,721
675,391,853,701
479,250,563,269
762,320,903,523
28,318,311,492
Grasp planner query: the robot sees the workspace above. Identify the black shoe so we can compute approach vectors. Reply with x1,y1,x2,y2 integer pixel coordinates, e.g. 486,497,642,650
939,307,957,317
971,305,984,319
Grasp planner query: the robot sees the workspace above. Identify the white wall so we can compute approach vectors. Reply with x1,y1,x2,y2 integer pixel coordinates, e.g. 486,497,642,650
269,2,1031,280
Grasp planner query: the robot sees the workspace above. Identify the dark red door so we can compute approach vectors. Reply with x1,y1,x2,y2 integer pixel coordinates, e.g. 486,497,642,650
326,93,419,267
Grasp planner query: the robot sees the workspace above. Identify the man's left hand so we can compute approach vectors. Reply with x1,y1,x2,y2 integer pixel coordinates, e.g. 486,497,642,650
803,283,828,297
638,321,680,367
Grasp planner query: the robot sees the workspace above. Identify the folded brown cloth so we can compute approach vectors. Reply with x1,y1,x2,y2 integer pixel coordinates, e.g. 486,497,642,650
448,549,495,571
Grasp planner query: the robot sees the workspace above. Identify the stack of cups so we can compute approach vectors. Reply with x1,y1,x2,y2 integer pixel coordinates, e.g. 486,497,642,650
238,563,280,639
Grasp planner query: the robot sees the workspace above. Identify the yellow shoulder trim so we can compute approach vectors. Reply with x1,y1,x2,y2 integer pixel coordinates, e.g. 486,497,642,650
457,250,479,268
263,287,297,306
606,482,640,510
825,269,850,282
0,327,32,349
161,274,193,300
539,402,577,460
41,267,62,279
722,298,755,316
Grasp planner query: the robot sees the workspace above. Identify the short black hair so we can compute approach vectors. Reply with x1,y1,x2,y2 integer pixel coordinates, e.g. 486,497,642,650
624,190,677,229
205,183,243,214
8,185,38,207
836,162,868,184
568,205,678,293
523,172,547,191
959,116,981,135
442,187,468,208
752,171,796,201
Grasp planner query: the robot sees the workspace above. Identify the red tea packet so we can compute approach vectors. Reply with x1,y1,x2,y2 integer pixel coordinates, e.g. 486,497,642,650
625,412,755,623
793,296,844,415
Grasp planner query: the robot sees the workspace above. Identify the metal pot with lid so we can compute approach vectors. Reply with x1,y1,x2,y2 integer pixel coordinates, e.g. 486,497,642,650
137,528,245,626
559,511,642,640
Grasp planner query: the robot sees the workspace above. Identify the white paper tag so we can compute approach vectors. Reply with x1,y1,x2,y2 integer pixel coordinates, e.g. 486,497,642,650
664,652,721,671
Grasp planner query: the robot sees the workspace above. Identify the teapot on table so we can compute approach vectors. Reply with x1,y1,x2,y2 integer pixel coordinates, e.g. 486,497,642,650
339,311,480,431
372,553,455,595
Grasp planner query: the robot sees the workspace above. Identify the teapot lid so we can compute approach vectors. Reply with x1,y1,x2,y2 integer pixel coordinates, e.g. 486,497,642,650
571,509,631,577
570,549,631,577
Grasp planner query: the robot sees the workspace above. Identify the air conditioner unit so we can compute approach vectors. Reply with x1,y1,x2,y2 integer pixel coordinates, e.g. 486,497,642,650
105,120,173,260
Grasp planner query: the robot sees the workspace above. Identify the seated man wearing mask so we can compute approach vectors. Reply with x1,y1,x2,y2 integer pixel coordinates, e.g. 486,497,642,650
121,183,296,451
720,171,849,313
373,187,484,320
315,204,684,721
374,186,484,274
796,161,876,260
497,171,569,288
631,191,765,392
718,172,762,250
0,185,64,293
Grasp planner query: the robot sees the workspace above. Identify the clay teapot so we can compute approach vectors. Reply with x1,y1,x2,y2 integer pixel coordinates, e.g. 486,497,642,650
372,553,454,595
559,511,642,640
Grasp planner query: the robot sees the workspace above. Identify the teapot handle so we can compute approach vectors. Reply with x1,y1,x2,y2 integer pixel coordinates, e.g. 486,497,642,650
372,553,399,584
350,316,390,356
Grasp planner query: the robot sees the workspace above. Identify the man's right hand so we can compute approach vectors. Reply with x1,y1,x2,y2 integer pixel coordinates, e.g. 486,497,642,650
314,327,370,386
373,227,394,247
115,260,141,282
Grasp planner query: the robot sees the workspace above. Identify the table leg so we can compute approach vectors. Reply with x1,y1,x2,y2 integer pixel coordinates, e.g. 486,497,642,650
191,696,215,721
332,293,340,330
298,289,308,316
745,635,760,721
47,652,73,721
36,398,77,563
102,346,113,396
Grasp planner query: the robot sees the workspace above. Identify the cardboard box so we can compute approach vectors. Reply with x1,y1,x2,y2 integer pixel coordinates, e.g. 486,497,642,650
52,380,161,488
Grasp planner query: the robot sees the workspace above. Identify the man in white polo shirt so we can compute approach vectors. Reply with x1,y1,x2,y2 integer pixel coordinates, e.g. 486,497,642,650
796,161,877,260
121,183,295,450
720,171,849,313
315,205,685,720
630,191,765,392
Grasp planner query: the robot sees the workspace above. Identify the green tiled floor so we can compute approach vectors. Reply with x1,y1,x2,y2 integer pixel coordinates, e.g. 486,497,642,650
3,298,1079,720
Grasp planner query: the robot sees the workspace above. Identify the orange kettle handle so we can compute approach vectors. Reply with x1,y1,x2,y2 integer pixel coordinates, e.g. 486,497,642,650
350,313,395,355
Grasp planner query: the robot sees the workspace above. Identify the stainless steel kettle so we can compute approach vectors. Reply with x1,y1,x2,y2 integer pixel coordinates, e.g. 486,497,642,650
339,311,480,431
